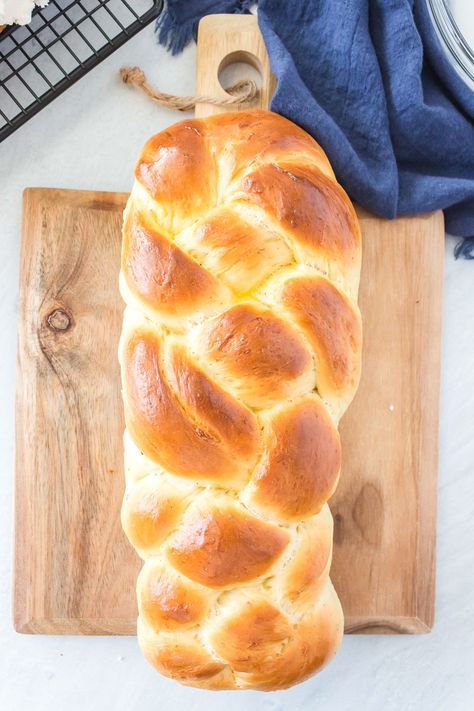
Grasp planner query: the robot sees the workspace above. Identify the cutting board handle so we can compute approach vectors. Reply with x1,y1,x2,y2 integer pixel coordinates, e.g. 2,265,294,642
195,14,275,117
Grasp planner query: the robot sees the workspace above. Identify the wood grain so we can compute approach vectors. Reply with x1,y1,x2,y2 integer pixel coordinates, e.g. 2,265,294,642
333,209,443,633
14,15,444,635
14,188,141,634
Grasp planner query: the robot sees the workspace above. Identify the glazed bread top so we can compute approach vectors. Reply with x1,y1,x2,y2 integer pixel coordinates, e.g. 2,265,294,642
119,110,362,691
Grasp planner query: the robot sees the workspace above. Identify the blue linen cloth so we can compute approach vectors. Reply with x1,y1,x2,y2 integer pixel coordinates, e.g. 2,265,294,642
156,0,474,258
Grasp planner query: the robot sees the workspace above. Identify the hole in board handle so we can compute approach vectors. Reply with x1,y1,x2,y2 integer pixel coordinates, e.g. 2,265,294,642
218,50,263,95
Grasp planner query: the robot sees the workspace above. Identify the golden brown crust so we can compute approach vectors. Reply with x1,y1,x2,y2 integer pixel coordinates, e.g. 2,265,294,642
121,110,362,691
208,585,343,690
122,329,260,485
138,618,226,682
281,275,362,410
245,398,341,521
198,303,314,408
122,210,223,320
175,208,292,293
135,119,215,232
239,162,360,280
138,562,212,632
120,475,188,555
202,111,335,181
167,500,290,588
279,505,334,607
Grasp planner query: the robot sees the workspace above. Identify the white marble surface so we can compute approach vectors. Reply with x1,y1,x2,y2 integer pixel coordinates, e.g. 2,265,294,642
1,19,474,711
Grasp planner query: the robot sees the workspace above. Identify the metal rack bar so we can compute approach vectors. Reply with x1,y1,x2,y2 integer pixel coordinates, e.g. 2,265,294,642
0,0,163,143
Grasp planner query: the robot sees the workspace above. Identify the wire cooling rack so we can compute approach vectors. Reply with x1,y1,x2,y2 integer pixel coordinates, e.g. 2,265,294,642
0,0,163,143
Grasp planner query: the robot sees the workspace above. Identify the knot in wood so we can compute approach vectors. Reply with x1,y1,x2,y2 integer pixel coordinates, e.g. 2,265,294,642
47,308,71,332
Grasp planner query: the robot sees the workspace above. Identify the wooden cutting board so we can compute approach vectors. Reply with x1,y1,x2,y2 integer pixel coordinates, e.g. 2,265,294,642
14,15,444,635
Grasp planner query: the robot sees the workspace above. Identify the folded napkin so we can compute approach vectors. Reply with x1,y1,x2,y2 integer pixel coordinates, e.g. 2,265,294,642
157,0,474,258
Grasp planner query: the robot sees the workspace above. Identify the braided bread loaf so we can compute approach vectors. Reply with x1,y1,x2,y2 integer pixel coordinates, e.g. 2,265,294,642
119,110,362,691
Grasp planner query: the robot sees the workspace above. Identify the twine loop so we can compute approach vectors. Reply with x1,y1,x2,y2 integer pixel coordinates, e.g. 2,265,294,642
120,66,258,111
